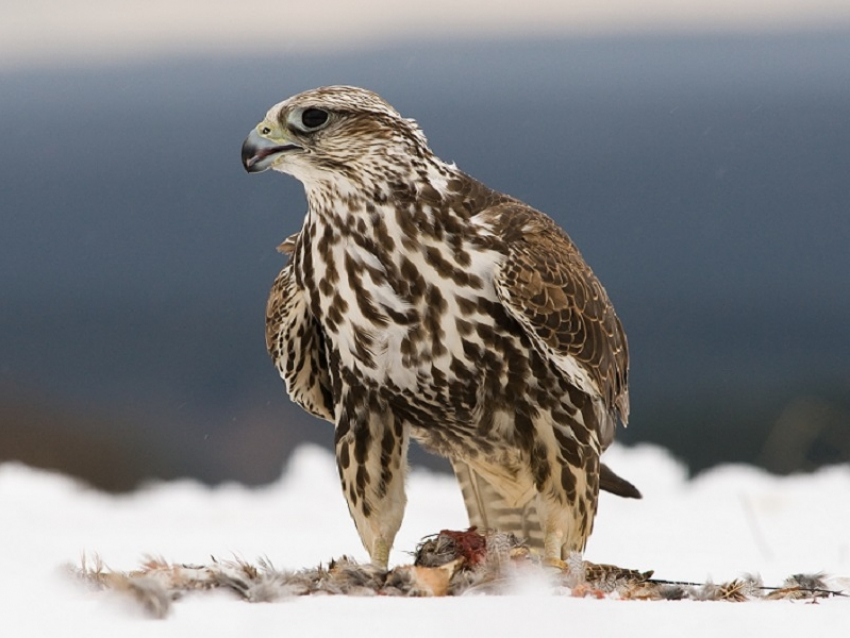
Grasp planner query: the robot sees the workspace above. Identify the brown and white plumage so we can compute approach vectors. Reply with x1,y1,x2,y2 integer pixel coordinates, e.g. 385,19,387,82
243,86,637,567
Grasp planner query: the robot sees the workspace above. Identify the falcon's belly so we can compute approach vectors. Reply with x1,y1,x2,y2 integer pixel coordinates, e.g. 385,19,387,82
306,217,486,391
299,211,595,469
334,258,500,386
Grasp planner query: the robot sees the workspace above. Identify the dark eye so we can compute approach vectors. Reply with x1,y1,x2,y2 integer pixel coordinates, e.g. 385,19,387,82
301,108,329,129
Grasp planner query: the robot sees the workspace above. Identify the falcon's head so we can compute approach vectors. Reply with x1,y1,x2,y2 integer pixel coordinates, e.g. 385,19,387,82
241,86,432,188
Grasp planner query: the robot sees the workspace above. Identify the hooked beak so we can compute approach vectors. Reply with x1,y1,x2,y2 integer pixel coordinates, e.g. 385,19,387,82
241,128,301,173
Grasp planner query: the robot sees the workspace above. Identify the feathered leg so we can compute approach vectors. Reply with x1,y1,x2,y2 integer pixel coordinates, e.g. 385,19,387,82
451,459,545,550
531,417,601,562
335,392,409,569
451,459,640,552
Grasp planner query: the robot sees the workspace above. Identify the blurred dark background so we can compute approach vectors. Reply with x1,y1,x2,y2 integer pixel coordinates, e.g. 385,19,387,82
2,31,849,490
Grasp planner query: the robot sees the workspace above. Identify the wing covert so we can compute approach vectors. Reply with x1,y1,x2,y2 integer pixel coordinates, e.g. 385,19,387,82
483,204,629,444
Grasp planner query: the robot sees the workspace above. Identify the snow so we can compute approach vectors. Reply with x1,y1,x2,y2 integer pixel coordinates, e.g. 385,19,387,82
3,444,849,636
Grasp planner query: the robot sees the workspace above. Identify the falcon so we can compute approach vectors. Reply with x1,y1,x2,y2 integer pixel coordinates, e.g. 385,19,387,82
241,86,638,568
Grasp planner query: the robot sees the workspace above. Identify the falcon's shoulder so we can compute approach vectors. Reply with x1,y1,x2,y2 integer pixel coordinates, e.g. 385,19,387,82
476,201,630,441
266,235,334,422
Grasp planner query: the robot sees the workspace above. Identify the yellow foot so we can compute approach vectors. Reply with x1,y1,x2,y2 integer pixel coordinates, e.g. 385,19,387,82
543,557,569,571
543,530,565,568
371,538,390,570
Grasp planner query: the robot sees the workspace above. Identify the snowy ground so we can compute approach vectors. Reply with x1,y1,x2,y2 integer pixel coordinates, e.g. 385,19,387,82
4,443,849,636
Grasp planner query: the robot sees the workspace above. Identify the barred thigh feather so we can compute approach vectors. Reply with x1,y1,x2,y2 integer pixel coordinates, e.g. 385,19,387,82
451,459,545,550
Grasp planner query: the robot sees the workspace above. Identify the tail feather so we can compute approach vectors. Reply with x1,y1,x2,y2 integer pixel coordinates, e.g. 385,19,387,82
600,463,642,499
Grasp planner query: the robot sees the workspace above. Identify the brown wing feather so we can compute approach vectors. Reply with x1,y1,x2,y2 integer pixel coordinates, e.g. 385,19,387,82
481,202,629,445
266,241,334,422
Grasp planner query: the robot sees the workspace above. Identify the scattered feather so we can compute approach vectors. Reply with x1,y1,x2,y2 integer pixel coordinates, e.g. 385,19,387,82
72,529,848,618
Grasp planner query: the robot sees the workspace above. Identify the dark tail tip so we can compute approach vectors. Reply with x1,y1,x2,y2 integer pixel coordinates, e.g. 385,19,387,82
600,463,642,499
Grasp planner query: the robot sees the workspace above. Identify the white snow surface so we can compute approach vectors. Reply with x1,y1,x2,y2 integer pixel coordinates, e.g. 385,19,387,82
4,443,849,636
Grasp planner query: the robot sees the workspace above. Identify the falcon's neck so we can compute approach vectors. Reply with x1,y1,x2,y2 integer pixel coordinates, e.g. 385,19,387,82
301,153,463,230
